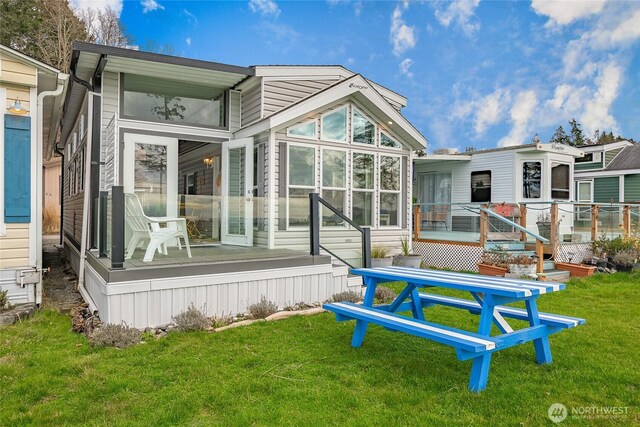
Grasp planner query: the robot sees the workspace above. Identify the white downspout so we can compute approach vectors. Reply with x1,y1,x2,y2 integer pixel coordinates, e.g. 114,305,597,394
36,78,66,307
77,93,99,313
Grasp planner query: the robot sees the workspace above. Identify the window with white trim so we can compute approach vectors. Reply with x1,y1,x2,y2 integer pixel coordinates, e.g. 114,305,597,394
471,170,491,203
287,144,316,227
551,162,570,200
576,181,592,220
380,131,401,149
321,106,347,142
287,119,316,139
379,155,401,226
522,162,541,199
352,108,375,145
321,148,347,227
352,152,375,226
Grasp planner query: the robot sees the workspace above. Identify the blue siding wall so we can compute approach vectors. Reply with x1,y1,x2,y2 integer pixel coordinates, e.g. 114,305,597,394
4,114,31,223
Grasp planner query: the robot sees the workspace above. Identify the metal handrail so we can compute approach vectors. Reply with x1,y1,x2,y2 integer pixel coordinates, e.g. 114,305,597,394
479,207,549,244
309,193,371,268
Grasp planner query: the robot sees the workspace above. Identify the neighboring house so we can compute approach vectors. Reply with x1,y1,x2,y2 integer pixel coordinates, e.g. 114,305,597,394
0,45,66,306
413,143,584,237
59,42,427,328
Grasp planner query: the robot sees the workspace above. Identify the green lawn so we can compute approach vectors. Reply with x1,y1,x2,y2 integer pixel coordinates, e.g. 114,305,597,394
1,274,638,426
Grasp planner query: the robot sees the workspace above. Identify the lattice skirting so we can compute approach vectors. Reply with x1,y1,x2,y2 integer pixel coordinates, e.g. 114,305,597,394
414,242,484,272
556,243,593,263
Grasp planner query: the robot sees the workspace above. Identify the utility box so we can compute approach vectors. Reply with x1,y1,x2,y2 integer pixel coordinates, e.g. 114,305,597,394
16,270,40,286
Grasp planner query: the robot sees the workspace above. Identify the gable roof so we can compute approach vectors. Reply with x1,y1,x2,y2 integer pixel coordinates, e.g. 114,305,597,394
605,144,640,171
234,74,427,150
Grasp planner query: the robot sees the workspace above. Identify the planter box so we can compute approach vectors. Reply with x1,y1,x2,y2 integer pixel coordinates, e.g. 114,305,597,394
371,257,393,268
478,264,507,277
393,255,423,269
508,263,536,276
555,262,597,277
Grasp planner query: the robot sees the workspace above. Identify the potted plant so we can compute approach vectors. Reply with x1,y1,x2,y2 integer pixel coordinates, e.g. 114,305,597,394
506,255,537,278
370,246,393,268
536,212,552,240
477,252,508,277
393,236,423,268
555,261,597,277
612,250,637,273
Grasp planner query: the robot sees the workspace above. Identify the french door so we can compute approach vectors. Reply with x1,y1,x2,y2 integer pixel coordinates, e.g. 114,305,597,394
123,134,178,219
221,138,253,246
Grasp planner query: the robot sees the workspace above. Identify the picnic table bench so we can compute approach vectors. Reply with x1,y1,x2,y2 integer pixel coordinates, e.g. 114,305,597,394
323,266,585,392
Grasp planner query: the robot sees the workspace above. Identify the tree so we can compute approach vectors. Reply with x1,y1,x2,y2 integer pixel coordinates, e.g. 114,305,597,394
569,118,585,146
78,7,130,47
531,134,541,144
549,126,570,145
0,0,43,59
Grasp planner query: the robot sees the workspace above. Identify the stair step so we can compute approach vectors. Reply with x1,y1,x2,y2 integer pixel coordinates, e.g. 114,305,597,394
485,242,525,251
347,275,364,287
486,250,535,257
543,260,556,270
536,270,571,282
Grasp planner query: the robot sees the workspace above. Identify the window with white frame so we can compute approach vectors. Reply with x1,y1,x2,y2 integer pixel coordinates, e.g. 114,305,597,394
352,108,375,145
523,161,541,199
287,144,316,227
321,106,347,142
287,119,316,139
551,162,570,200
352,152,375,226
379,155,401,226
380,131,401,149
471,170,491,203
321,148,347,226
576,181,592,220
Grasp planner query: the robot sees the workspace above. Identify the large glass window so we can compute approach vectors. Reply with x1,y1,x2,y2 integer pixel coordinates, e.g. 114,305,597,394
352,152,375,226
287,120,316,139
288,145,316,227
551,163,570,200
321,107,347,142
380,131,401,149
523,162,541,199
122,74,226,127
380,155,401,226
321,149,347,226
471,170,491,203
352,109,375,145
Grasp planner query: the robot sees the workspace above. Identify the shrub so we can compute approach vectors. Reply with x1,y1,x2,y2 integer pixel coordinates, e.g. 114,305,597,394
508,255,536,265
89,323,142,348
612,250,637,267
248,297,278,319
211,314,234,328
329,291,362,304
0,290,9,310
371,246,390,258
173,304,211,331
374,286,397,303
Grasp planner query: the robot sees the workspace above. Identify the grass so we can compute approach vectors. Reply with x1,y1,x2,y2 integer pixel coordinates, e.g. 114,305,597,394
1,274,639,426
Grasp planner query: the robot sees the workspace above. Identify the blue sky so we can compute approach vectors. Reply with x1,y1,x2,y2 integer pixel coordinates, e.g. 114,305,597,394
71,0,640,152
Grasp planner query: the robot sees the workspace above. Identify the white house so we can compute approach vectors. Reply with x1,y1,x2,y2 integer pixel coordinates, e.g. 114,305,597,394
58,42,427,328
0,45,66,307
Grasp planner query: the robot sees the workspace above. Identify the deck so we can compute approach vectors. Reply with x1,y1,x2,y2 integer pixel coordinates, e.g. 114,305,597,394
87,245,332,283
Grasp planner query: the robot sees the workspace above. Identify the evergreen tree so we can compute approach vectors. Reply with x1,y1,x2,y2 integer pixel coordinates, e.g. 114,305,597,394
531,134,541,144
549,126,570,145
569,118,585,146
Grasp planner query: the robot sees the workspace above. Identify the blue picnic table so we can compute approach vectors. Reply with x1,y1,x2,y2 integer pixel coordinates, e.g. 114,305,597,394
323,266,585,392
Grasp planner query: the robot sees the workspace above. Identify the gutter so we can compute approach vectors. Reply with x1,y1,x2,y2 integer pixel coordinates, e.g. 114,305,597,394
36,78,66,307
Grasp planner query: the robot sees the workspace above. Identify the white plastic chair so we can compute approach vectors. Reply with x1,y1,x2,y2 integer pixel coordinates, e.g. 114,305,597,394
124,193,192,262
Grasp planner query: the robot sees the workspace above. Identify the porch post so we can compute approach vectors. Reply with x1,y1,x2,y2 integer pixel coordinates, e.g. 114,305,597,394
591,204,599,242
550,203,559,257
479,204,488,247
111,186,125,269
98,191,108,257
362,227,371,268
519,204,527,242
622,205,631,239
309,193,320,256
413,205,421,241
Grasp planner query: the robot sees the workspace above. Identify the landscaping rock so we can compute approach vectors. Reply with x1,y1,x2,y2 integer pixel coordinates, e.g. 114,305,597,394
214,318,265,332
0,303,36,326
265,307,326,321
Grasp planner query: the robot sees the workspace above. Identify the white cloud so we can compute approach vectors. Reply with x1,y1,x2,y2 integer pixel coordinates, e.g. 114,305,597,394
183,9,198,26
580,63,622,135
390,3,416,56
531,0,606,26
474,89,510,134
70,0,123,16
249,0,281,17
399,58,414,78
141,0,163,13
498,90,538,147
610,10,640,43
434,0,480,36
185,37,192,46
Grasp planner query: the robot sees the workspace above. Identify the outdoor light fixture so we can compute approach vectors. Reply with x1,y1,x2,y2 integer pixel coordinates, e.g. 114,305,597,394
387,121,393,125
203,156,214,169
7,98,29,115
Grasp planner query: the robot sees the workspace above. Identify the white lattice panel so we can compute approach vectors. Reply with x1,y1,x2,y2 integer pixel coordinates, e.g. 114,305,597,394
556,243,592,263
414,242,484,272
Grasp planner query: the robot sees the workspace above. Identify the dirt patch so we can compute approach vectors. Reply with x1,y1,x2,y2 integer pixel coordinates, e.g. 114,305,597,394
42,244,84,313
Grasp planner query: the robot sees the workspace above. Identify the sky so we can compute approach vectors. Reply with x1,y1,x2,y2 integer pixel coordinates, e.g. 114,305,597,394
70,0,640,152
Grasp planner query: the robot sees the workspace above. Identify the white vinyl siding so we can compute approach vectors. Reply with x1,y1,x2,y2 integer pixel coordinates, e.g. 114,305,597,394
241,83,261,126
263,79,336,117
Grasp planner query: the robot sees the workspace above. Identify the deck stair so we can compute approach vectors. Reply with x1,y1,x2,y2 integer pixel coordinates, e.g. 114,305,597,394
484,241,568,282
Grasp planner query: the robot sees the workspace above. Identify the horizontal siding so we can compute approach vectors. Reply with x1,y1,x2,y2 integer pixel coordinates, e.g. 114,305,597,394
101,72,118,188
2,86,31,112
241,83,261,126
229,90,241,132
263,79,334,117
593,176,619,203
63,193,84,245
0,57,37,86
574,160,603,171
604,147,623,167
0,269,35,304
0,224,30,269
624,174,640,202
